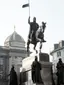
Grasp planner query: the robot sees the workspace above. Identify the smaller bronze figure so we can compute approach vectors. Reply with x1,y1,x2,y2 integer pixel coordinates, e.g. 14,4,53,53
9,66,18,85
31,56,44,84
56,58,64,85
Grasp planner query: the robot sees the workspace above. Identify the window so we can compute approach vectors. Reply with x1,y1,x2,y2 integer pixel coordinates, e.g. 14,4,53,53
0,58,3,65
57,51,61,57
0,58,4,79
15,56,17,59
0,74,3,79
0,58,3,73
0,65,3,72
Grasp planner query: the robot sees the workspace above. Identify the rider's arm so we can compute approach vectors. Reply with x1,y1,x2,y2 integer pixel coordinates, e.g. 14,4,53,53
28,16,32,39
28,16,30,24
28,17,32,36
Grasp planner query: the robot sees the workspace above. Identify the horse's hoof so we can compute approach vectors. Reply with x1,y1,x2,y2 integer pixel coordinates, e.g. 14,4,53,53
43,40,46,42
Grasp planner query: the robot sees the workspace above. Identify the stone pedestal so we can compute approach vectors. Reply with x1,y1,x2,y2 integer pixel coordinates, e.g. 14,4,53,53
0,80,8,85
30,62,53,85
39,53,49,62
21,53,53,85
40,62,52,85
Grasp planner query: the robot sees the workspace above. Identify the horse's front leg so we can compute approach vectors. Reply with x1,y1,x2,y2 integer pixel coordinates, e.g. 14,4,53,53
33,43,38,54
39,41,42,53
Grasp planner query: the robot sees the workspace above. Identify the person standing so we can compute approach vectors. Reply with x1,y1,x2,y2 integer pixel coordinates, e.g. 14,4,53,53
9,66,18,85
31,56,44,84
56,58,64,85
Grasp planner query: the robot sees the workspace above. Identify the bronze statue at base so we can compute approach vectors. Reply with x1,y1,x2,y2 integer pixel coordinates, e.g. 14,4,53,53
31,56,44,84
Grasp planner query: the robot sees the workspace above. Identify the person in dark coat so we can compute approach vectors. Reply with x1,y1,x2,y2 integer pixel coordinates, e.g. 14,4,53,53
56,58,64,85
9,66,18,85
31,56,44,84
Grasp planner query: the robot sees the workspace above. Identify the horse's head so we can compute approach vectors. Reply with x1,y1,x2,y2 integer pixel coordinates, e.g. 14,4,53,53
42,22,46,28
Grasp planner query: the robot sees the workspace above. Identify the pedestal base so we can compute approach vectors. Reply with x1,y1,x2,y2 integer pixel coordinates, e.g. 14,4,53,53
40,62,53,85
22,54,53,85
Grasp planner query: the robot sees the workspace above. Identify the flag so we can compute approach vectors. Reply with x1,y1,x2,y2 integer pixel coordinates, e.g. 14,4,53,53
22,3,29,8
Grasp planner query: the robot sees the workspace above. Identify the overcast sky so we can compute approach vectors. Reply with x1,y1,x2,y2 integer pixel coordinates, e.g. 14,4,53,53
0,0,64,55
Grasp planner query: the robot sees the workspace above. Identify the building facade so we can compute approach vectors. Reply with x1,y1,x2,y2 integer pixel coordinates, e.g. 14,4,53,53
0,31,27,85
50,40,64,73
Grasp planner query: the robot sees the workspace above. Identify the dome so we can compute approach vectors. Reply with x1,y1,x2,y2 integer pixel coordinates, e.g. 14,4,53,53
4,31,25,48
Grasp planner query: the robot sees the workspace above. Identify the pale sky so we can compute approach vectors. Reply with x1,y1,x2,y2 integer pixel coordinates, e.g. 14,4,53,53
0,0,64,56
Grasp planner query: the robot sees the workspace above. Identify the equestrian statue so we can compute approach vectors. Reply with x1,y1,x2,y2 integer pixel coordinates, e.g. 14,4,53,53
27,17,46,54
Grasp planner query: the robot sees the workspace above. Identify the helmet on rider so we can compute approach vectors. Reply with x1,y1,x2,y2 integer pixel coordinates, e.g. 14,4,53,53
33,17,36,22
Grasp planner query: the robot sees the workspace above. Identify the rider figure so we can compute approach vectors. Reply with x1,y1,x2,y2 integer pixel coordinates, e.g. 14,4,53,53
28,17,39,42
36,21,46,42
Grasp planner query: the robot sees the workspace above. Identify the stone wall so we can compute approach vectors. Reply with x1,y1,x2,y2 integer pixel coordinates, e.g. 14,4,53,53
40,62,52,85
0,80,8,85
